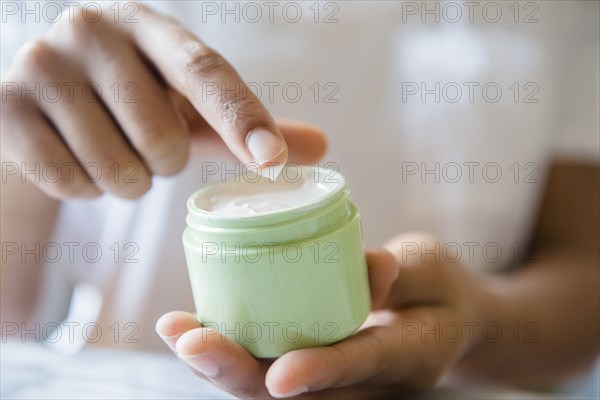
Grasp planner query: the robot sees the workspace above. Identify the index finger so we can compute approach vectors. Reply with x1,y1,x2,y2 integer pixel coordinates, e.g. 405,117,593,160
124,5,288,168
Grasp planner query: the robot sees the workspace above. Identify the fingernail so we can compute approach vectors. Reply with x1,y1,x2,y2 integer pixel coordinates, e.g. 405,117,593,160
246,128,286,166
269,386,309,398
158,332,182,341
180,353,219,378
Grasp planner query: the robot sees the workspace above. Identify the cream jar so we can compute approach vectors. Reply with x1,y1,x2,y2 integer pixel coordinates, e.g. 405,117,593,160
183,165,370,358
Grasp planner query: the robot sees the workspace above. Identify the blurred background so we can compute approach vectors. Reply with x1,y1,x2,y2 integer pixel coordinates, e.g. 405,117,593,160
1,1,599,398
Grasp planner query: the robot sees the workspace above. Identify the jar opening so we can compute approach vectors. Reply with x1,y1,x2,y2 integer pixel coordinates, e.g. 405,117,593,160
189,166,345,221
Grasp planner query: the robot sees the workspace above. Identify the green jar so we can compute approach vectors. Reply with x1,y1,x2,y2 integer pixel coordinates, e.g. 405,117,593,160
182,166,370,358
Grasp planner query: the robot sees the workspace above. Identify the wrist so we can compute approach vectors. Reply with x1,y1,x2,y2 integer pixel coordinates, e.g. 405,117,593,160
462,273,512,359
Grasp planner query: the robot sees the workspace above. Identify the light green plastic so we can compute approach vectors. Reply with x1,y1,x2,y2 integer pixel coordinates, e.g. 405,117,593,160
182,167,371,358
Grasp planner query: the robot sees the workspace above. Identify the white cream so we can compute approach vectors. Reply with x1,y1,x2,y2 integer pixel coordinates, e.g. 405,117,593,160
196,167,333,216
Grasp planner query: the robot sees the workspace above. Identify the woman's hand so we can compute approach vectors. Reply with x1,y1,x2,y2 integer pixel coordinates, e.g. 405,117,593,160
1,3,325,199
156,232,495,398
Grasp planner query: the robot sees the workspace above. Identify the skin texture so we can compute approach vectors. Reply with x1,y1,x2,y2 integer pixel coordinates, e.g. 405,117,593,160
1,3,598,398
1,3,302,199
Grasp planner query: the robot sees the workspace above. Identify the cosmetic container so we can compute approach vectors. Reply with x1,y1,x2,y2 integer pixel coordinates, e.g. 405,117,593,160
183,166,370,357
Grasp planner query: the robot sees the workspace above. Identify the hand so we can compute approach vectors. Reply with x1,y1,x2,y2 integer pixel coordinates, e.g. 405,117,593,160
1,3,326,199
156,232,494,398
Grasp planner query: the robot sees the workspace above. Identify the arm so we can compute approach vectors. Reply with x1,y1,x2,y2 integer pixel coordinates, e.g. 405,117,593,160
457,161,600,386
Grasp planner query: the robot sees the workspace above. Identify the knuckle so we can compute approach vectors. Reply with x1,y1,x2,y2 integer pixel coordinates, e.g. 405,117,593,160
13,39,57,75
210,85,263,134
218,88,259,126
218,90,245,124
48,5,108,46
179,43,226,81
64,5,104,36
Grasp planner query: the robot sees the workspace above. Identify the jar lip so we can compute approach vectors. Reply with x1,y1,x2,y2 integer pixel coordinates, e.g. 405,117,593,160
186,166,346,226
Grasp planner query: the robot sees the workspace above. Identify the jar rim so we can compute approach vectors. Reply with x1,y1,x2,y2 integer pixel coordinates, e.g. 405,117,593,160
186,166,347,228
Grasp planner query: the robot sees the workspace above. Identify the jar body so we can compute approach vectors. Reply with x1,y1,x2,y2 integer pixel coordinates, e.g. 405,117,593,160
182,168,371,358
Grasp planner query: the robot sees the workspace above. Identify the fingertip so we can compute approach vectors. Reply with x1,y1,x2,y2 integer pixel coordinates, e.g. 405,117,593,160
265,357,288,394
246,127,288,166
155,311,200,339
268,385,308,399
174,325,269,397
175,326,222,358
266,351,313,398
174,327,201,357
